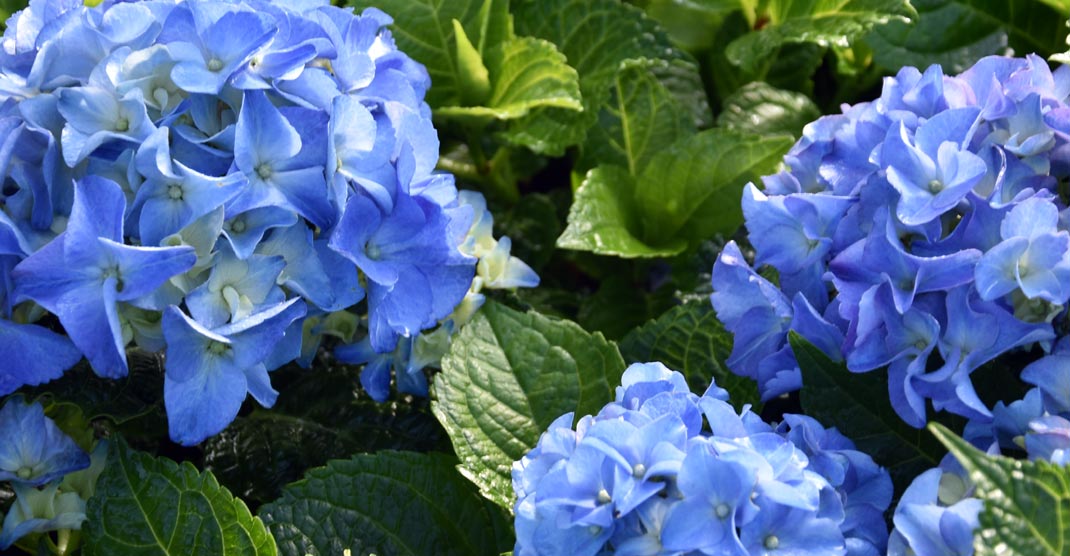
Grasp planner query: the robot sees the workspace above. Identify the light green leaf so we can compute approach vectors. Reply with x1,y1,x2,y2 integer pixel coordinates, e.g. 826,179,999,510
83,438,276,556
436,36,582,122
432,301,627,509
635,128,792,244
347,0,510,108
453,19,492,105
644,0,747,51
506,0,707,155
580,59,696,176
726,0,916,72
258,451,513,556
930,422,1070,556
792,332,944,492
557,166,688,258
717,81,821,139
619,302,762,410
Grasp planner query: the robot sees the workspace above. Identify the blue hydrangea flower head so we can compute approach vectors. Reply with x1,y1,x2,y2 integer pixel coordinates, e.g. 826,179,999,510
0,0,541,444
713,55,1070,429
513,363,891,555
0,397,89,486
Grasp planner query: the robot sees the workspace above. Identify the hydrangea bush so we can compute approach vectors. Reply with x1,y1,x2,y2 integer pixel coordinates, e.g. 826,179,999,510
5,0,1070,554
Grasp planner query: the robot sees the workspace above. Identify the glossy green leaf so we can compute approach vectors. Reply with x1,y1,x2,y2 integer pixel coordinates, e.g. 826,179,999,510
869,0,1069,73
436,36,582,122
635,128,792,245
505,0,706,155
83,438,276,556
432,301,627,509
931,422,1070,556
727,0,916,73
347,0,510,108
792,332,944,491
580,59,696,176
619,302,762,409
557,166,688,258
259,451,512,556
716,81,821,139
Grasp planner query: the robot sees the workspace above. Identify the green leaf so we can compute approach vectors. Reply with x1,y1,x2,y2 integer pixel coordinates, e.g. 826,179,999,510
204,364,448,506
259,451,513,556
26,351,164,426
505,0,706,155
347,0,510,108
619,302,762,409
868,0,1068,73
580,59,696,176
644,0,746,51
435,36,582,122
432,301,627,508
83,438,276,556
493,192,562,272
930,422,1070,556
557,166,688,258
716,81,821,139
453,19,492,105
791,332,944,491
727,0,916,73
634,128,793,245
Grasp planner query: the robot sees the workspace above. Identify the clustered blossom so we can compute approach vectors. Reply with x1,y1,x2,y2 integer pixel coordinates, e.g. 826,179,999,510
512,362,891,556
0,0,536,445
0,397,105,550
712,55,1070,428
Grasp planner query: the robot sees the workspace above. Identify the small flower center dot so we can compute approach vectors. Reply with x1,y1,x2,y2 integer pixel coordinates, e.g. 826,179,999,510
207,58,224,72
256,163,273,179
596,488,611,505
764,535,780,550
167,184,184,200
927,179,943,193
115,117,129,132
715,503,731,518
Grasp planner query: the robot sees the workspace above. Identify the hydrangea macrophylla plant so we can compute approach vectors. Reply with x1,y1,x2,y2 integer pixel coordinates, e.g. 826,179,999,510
512,362,892,556
0,0,537,446
712,55,1070,429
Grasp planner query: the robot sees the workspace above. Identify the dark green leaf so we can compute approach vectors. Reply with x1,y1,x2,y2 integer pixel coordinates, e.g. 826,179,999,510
635,128,792,245
433,301,627,508
557,166,688,258
792,332,944,491
716,81,821,139
83,438,276,556
204,364,448,506
26,351,164,426
619,302,761,409
727,0,916,73
580,59,696,176
493,193,562,272
577,274,675,340
436,36,582,122
866,0,1011,74
259,451,513,556
930,422,1070,556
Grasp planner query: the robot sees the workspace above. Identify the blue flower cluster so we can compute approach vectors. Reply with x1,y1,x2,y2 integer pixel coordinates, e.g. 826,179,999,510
0,0,535,445
712,55,1070,428
512,362,892,555
889,383,1070,555
0,397,104,550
